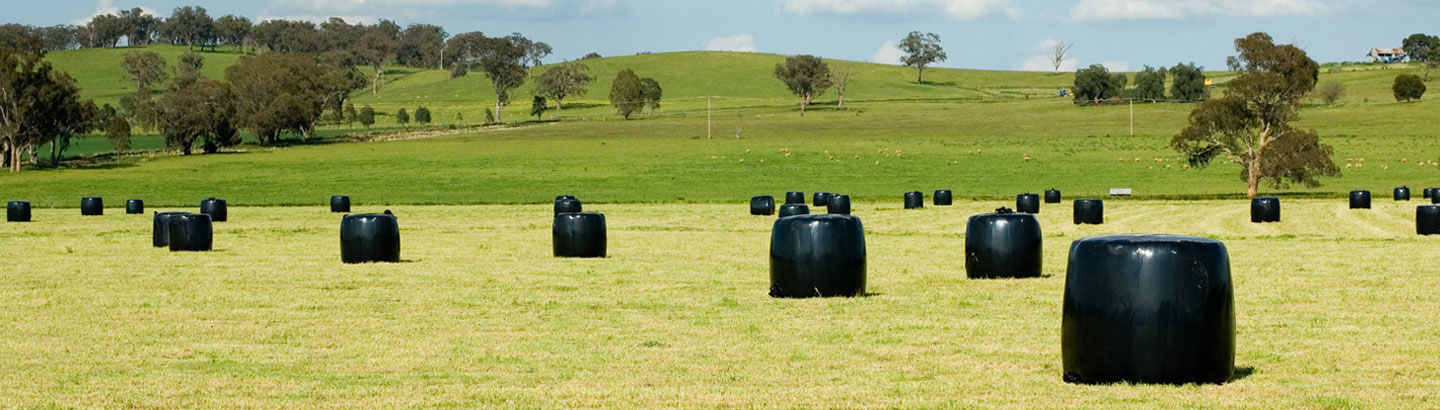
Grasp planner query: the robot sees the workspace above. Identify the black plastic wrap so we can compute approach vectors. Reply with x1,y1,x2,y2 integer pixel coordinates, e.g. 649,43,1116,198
934,190,953,206
785,191,805,204
340,211,401,263
1045,189,1062,204
779,203,810,218
1016,194,1040,214
813,192,831,207
750,196,776,216
769,214,866,298
167,213,213,252
554,212,606,258
555,198,583,215
81,197,103,216
904,192,924,209
1418,205,1440,235
1250,197,1280,223
152,211,188,247
126,199,144,214
201,198,227,222
1349,190,1371,209
828,195,851,215
1395,187,1410,201
331,196,351,213
965,208,1042,279
1074,199,1103,225
7,201,31,222
1062,234,1234,385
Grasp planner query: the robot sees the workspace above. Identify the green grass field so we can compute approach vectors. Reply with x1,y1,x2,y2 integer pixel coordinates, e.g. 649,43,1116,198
6,45,1440,409
5,102,1440,207
3,199,1438,408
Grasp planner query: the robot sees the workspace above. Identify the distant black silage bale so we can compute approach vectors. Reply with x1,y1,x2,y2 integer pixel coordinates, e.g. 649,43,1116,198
340,211,401,263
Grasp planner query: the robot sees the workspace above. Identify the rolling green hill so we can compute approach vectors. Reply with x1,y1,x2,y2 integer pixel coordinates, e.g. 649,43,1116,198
11,46,1438,206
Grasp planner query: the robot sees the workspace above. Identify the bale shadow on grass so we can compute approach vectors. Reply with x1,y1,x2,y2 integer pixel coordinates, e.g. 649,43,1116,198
1231,366,1256,382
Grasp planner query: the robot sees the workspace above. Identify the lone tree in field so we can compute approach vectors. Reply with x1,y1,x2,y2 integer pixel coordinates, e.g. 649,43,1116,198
1393,74,1426,102
475,36,527,122
1172,32,1338,197
640,77,662,117
609,69,644,119
1169,63,1208,101
834,67,855,108
531,95,547,120
414,106,431,124
899,31,946,83
358,106,375,129
1072,64,1127,104
396,108,409,127
122,51,168,95
106,116,132,152
773,55,833,115
1049,40,1074,72
534,62,593,110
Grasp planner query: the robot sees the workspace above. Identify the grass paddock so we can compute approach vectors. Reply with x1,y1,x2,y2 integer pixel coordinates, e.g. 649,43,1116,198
3,199,1438,408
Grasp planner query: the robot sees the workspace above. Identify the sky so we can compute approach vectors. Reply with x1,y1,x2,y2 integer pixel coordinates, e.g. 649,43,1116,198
9,0,1440,72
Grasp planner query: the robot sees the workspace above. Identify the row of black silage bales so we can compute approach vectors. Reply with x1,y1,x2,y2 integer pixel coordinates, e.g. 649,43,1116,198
12,185,1440,386
748,185,1440,385
754,190,1228,385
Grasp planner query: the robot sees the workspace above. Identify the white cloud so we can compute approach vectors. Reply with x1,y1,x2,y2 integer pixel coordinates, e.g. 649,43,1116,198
704,34,758,53
869,41,904,65
72,0,160,25
1070,0,1340,21
779,0,1019,19
1014,39,1078,72
1099,61,1131,72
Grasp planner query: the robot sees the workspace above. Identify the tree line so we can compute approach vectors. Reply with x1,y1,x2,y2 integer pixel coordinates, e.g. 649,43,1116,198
1072,63,1208,104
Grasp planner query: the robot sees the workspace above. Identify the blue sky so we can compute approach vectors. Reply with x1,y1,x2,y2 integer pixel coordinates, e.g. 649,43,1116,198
10,0,1439,71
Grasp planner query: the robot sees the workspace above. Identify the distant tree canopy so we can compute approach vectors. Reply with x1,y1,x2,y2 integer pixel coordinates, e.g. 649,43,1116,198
535,62,593,110
1393,74,1426,102
1402,33,1439,62
225,52,359,143
1072,64,1127,104
161,6,215,50
610,69,645,120
396,108,409,126
215,15,252,50
1173,32,1335,197
1,44,97,171
640,77,662,116
158,74,236,155
1130,66,1166,101
414,106,431,124
898,31,945,83
358,106,375,128
1169,63,1208,102
773,55,833,115
397,24,446,69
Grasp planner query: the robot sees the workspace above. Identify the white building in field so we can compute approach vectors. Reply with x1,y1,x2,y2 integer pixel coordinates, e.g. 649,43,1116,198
1367,48,1407,63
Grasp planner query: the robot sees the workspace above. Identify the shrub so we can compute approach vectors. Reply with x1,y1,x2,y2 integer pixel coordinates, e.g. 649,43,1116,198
1394,75,1426,102
1317,80,1345,105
